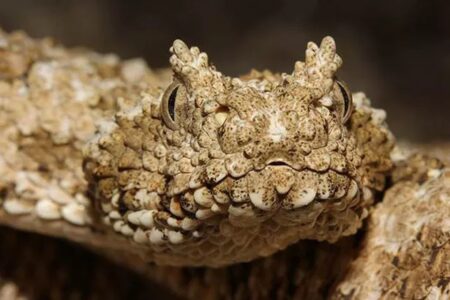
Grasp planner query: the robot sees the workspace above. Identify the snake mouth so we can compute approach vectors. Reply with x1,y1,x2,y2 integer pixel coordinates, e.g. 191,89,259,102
265,158,300,170
253,158,304,174
267,160,289,167
265,158,303,171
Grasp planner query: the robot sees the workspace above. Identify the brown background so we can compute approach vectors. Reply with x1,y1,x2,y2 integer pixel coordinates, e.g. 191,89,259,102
0,0,449,142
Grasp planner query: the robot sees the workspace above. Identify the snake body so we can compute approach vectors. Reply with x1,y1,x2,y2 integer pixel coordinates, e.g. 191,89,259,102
0,28,448,299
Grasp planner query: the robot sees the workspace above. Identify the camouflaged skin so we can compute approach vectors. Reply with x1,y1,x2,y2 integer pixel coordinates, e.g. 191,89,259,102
83,37,394,266
1,29,450,299
0,29,167,251
0,152,448,300
0,151,448,300
333,154,450,300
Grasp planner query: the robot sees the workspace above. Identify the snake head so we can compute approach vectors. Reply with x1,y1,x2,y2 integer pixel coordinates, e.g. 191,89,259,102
84,37,395,266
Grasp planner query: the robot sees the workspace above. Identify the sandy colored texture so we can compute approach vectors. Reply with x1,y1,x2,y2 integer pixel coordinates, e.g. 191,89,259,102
0,28,395,267
0,28,166,252
0,27,449,299
2,149,447,300
83,38,394,266
333,154,450,299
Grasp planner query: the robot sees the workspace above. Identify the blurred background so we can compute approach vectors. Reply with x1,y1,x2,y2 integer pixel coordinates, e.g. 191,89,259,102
0,0,448,142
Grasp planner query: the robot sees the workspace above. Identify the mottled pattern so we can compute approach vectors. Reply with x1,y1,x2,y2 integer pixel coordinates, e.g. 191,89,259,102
2,153,448,300
0,28,170,255
84,38,394,266
0,151,449,299
0,29,395,267
0,28,449,299
333,155,450,299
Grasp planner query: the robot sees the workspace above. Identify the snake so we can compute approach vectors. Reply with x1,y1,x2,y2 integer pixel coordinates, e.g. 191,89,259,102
0,28,448,299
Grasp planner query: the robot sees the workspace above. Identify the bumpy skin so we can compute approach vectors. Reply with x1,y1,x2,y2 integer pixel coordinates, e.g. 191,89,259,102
0,29,449,299
144,151,450,300
0,29,169,254
0,29,395,267
0,152,448,300
83,38,394,266
333,154,450,300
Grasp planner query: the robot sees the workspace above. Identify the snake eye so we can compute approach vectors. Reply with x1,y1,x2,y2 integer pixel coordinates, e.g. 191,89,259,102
161,81,187,130
335,80,353,123
168,87,178,120
214,106,230,127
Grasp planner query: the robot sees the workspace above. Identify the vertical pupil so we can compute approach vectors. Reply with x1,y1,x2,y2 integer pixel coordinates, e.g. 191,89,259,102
168,87,178,121
338,83,350,115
